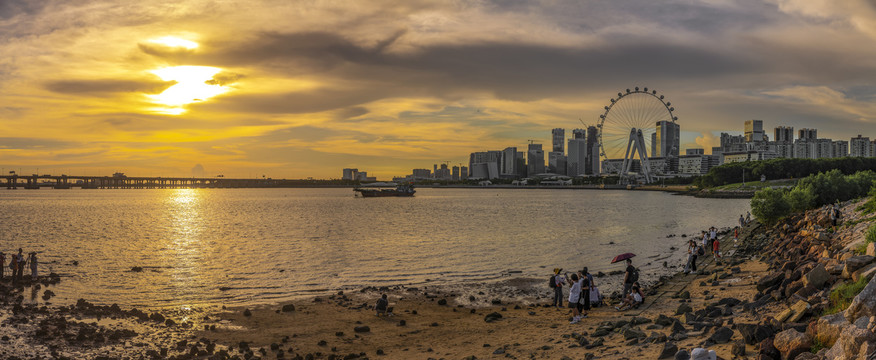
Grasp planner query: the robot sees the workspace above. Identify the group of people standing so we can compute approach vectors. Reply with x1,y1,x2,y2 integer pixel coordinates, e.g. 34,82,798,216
549,266,600,324
0,248,39,282
549,258,646,323
685,226,723,274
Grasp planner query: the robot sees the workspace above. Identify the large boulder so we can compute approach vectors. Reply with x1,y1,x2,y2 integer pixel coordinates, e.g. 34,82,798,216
709,326,734,344
803,264,830,289
773,329,812,360
824,323,876,360
659,342,678,359
759,337,781,360
852,263,876,283
738,323,775,345
867,242,875,257
816,312,851,347
845,276,876,323
843,255,875,278
758,273,786,292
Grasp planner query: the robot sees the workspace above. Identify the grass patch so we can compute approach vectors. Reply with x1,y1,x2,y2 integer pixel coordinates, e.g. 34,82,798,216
811,336,829,354
823,276,870,316
712,179,798,191
854,243,868,255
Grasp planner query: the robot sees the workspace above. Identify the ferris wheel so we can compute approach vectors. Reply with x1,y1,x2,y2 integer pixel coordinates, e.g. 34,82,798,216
597,87,677,183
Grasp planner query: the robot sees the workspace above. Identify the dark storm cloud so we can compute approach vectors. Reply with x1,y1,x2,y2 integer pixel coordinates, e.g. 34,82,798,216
44,79,175,95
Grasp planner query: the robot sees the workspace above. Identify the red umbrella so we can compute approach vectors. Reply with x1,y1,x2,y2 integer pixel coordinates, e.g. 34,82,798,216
611,253,636,264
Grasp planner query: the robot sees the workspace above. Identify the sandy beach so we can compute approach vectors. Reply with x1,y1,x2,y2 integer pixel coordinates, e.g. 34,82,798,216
2,200,874,359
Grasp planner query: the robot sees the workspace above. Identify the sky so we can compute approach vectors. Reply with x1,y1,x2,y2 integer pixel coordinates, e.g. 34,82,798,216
2,0,876,179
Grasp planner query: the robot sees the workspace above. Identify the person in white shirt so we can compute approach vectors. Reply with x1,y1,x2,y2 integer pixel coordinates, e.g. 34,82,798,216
567,273,582,324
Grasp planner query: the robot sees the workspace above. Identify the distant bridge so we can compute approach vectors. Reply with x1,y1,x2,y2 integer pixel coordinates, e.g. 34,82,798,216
1,174,294,189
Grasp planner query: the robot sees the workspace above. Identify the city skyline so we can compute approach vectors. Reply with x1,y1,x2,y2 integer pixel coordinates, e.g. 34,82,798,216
2,1,876,179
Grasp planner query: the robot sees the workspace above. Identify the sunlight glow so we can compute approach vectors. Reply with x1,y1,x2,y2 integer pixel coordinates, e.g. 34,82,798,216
148,36,199,49
148,66,228,114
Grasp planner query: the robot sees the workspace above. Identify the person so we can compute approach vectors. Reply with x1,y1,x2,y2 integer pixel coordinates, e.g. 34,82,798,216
712,236,721,261
578,268,591,318
709,227,717,254
29,252,38,280
734,227,739,242
10,251,19,281
551,268,565,309
616,283,644,311
701,231,709,252
567,273,582,324
374,294,389,316
831,204,842,231
0,251,5,280
16,249,25,281
739,214,745,229
685,239,698,274
745,211,751,224
623,259,636,297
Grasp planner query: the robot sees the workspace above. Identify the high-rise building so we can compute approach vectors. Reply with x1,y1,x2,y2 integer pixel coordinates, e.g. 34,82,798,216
501,147,519,177
686,148,705,155
469,151,503,179
460,166,468,180
586,126,599,174
342,168,358,180
451,166,460,181
548,151,566,174
774,126,794,143
655,120,680,158
798,128,817,141
832,140,849,158
851,135,871,157
567,138,588,176
744,120,765,142
572,128,586,139
527,144,545,175
412,169,431,179
552,128,565,153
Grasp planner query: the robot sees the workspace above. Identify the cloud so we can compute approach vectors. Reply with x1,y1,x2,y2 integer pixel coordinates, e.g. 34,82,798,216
44,79,175,95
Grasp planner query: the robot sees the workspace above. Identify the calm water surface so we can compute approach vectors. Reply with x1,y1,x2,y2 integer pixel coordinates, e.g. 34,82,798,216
0,188,749,308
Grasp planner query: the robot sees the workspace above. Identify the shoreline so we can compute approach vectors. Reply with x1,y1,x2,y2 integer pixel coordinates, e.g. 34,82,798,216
6,201,874,358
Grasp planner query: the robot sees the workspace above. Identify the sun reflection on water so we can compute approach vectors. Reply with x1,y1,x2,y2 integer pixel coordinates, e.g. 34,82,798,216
164,189,208,304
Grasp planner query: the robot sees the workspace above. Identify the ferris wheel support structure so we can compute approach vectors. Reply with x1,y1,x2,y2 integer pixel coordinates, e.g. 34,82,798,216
620,128,653,184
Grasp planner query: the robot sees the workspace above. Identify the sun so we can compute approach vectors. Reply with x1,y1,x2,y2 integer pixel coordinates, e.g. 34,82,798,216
148,66,228,114
148,36,199,50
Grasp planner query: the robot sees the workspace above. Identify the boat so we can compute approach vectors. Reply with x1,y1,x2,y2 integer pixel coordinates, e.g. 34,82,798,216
354,184,416,197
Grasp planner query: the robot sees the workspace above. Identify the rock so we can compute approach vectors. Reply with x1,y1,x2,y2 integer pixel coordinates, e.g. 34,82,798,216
709,326,734,344
676,303,693,315
731,340,746,357
656,314,675,326
131,266,143,272
281,304,295,312
717,297,742,307
353,326,370,333
680,312,699,325
243,309,252,317
815,312,849,347
759,337,781,360
852,263,876,283
437,299,447,305
738,323,775,345
659,342,678,359
484,312,502,323
622,328,646,340
773,329,812,360
845,276,876,322
149,313,165,323
757,273,785,292
825,323,876,360
679,291,690,299
674,349,690,360
868,242,875,257
803,263,830,289
671,321,687,334
788,300,812,323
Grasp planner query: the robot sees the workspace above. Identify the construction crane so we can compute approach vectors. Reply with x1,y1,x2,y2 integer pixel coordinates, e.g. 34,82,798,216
578,118,587,127
527,139,538,145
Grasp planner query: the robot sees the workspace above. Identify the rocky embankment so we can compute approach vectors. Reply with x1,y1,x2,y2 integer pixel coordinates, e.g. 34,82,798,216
730,201,876,360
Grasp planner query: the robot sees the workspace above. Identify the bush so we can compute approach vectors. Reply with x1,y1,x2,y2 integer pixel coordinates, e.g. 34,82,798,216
824,276,870,316
751,187,791,225
867,224,876,245
785,186,816,213
858,186,876,215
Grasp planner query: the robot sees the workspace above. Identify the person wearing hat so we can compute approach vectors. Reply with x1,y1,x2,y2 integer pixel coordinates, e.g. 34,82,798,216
551,268,565,309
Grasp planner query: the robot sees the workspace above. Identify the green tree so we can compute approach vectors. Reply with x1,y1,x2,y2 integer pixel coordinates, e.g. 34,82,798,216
784,186,816,213
751,187,791,225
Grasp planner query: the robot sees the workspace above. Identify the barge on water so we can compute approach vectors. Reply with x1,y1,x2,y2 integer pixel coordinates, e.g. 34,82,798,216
353,183,416,197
